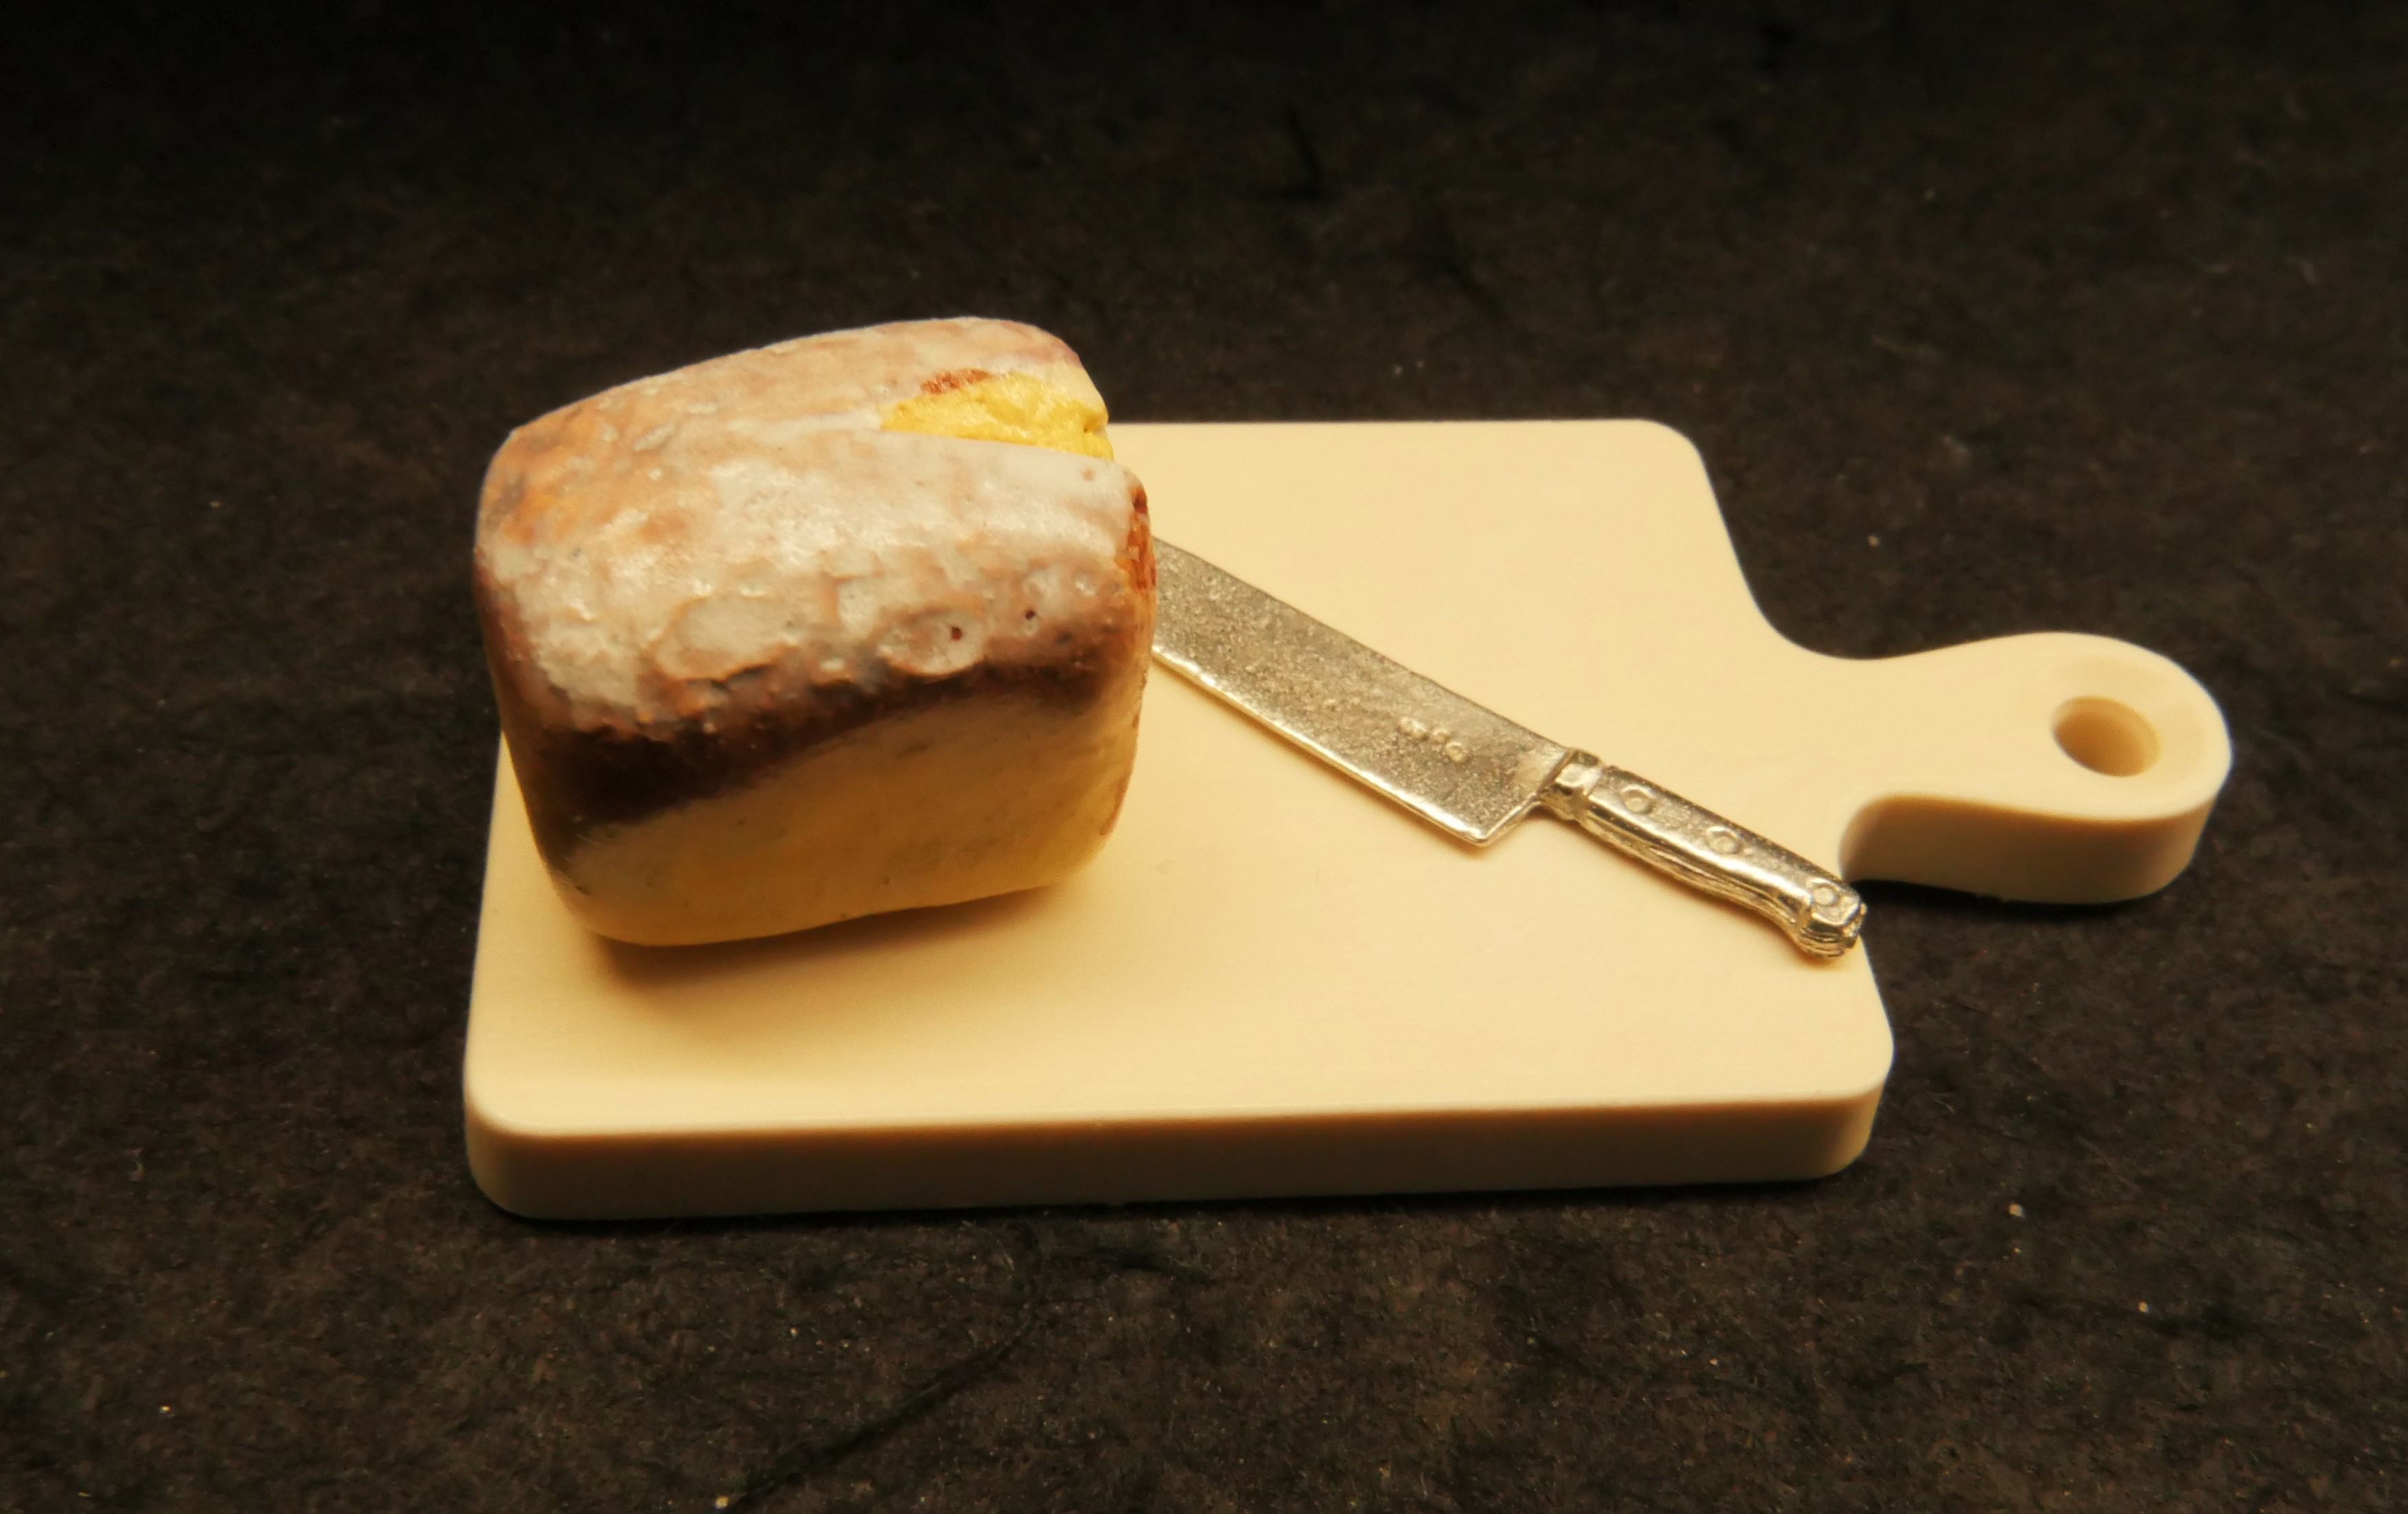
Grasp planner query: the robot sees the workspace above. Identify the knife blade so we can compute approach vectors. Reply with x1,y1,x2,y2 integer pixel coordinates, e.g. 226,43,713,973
1150,539,1865,958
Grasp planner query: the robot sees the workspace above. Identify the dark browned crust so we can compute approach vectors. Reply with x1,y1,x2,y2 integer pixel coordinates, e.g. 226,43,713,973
915,367,994,395
477,490,1154,867
483,621,1146,866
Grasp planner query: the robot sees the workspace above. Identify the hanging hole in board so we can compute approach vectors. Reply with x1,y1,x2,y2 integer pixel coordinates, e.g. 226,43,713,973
2053,697,2159,777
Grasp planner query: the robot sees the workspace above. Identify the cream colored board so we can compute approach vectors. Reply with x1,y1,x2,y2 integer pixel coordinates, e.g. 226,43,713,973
463,421,2230,1219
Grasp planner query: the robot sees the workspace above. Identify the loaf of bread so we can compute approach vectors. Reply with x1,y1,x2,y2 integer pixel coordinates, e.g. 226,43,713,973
473,319,1154,945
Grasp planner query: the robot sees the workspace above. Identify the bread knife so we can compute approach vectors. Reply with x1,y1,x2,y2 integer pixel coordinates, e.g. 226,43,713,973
1150,539,1866,958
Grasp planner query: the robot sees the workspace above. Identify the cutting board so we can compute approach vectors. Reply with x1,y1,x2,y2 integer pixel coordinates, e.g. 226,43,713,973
463,421,2229,1218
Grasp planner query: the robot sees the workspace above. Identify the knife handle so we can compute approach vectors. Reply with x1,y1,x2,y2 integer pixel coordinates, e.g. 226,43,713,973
1538,752,1865,958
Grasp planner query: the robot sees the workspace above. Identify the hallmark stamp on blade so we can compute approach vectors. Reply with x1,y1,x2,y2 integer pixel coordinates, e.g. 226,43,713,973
1395,715,1471,763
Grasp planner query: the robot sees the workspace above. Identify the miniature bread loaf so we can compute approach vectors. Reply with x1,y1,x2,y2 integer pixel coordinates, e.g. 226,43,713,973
473,319,1154,945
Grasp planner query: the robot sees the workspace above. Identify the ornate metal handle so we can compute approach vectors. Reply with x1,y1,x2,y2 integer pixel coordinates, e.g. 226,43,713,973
1539,752,1866,959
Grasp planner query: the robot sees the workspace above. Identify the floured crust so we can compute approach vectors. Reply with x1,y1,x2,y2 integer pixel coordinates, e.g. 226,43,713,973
472,319,1154,941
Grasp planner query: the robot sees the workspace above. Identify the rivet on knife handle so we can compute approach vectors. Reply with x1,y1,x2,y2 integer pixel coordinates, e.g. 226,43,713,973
1539,752,1866,958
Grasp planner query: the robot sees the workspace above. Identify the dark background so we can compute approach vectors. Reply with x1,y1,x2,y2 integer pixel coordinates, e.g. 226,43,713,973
5,2,2403,1509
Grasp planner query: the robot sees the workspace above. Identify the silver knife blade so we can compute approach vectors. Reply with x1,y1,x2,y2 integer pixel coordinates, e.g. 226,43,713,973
1151,539,1568,845
1149,538,1866,957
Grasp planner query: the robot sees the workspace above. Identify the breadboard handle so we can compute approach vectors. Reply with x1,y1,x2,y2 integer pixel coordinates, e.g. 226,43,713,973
1826,632,2232,903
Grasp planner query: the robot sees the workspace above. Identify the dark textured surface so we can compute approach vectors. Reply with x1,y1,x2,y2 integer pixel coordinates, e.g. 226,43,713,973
5,3,2405,1509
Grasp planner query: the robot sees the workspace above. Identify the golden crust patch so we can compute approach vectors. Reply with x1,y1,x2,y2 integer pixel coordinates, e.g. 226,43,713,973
880,371,1113,459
